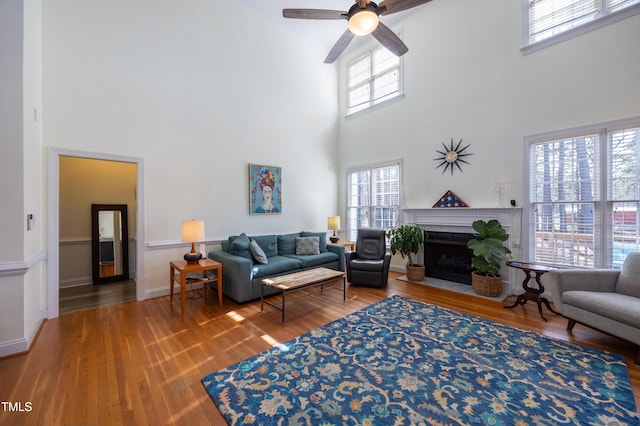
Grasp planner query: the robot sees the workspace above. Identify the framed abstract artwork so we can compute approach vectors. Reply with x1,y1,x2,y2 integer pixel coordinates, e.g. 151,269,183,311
249,164,282,215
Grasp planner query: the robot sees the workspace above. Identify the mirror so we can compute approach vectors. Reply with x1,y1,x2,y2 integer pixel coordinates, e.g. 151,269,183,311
91,204,129,284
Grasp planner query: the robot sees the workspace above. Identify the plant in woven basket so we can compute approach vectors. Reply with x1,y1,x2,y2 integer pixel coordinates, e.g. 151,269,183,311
466,219,511,296
387,225,427,282
467,219,511,276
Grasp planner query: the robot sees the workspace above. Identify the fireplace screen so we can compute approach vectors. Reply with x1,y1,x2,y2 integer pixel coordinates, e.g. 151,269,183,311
424,231,475,284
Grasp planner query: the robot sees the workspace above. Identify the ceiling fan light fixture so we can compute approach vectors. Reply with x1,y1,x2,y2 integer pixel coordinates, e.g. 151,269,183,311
348,9,379,36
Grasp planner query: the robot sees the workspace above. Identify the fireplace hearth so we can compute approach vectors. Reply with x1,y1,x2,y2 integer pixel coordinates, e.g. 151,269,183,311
424,231,476,285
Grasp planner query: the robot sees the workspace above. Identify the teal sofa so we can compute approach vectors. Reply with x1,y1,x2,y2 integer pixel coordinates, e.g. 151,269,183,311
208,232,345,303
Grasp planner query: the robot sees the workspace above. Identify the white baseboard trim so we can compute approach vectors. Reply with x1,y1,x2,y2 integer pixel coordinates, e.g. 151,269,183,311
145,286,171,299
59,276,92,288
0,309,46,357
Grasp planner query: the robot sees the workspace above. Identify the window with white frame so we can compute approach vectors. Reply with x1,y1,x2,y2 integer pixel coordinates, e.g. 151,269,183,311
527,117,640,268
346,161,402,242
524,0,640,50
346,45,402,116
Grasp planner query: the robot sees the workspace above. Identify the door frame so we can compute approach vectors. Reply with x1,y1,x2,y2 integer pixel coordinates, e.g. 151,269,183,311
47,148,145,318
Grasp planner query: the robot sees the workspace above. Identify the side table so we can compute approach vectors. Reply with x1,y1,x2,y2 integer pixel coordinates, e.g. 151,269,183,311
504,261,559,322
335,241,355,251
170,258,222,316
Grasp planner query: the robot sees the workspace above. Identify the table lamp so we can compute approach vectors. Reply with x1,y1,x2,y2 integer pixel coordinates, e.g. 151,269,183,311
328,216,340,243
182,220,205,263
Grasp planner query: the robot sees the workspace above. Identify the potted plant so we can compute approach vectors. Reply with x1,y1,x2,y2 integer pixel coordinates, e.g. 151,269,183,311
466,219,511,296
387,225,427,282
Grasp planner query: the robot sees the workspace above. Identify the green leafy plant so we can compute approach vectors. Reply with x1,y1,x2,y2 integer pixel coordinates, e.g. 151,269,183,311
467,219,511,276
387,225,426,267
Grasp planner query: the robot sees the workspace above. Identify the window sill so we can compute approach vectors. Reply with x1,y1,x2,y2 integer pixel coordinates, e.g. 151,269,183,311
521,3,640,56
345,94,405,120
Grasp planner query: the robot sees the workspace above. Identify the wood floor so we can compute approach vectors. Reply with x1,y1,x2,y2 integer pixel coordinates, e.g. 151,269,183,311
1,272,638,425
58,280,137,315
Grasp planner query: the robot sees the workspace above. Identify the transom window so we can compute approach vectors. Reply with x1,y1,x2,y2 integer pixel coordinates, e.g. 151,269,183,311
346,45,402,116
526,117,640,268
346,161,402,242
523,0,640,52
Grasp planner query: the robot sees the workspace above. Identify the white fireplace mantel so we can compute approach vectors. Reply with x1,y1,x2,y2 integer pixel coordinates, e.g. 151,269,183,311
402,207,523,292
403,207,521,233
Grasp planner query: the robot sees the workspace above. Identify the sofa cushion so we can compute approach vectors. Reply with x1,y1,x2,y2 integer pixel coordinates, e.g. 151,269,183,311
278,233,301,255
251,234,278,258
285,251,338,269
296,237,320,255
251,256,302,279
563,291,640,329
301,231,327,252
350,258,386,272
250,239,268,264
230,233,252,261
615,252,640,298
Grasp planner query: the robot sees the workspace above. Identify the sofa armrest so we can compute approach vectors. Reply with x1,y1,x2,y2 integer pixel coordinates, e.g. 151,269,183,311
208,250,253,294
326,243,346,271
547,269,620,314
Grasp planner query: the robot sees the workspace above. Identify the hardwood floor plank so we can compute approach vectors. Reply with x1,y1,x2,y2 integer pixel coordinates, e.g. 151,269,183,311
0,272,638,425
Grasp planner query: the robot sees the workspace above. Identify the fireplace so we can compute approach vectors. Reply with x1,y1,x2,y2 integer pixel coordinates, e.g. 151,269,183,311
424,231,475,284
402,207,520,289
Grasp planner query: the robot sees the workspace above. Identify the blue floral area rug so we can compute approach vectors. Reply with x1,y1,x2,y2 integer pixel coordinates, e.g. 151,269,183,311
202,295,639,425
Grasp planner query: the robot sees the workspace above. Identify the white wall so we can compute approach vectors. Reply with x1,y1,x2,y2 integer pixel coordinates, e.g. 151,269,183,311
338,0,640,212
41,0,340,297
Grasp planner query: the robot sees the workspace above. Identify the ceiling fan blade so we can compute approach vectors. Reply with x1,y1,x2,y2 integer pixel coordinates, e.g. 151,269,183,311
324,30,356,64
372,22,408,57
283,9,346,20
378,0,432,15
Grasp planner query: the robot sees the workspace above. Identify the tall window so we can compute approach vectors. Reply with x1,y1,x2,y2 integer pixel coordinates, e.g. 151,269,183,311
346,45,402,116
346,161,402,242
524,0,640,50
527,117,640,268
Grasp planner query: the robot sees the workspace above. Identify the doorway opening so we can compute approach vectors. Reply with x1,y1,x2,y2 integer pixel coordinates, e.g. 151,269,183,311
48,149,145,319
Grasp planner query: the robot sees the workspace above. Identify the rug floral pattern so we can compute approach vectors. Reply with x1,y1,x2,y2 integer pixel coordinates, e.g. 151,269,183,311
202,295,638,425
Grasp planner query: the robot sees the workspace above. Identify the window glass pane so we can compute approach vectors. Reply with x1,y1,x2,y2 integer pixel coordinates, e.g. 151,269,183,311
533,202,595,266
346,45,401,115
611,201,640,268
529,0,599,42
348,54,371,87
373,68,400,102
348,82,371,109
529,120,640,269
347,162,401,241
530,135,597,202
374,207,398,230
372,47,399,74
607,0,640,12
527,0,640,44
609,128,640,201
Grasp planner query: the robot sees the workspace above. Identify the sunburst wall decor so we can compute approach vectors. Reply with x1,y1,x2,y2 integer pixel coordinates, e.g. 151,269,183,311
434,138,472,175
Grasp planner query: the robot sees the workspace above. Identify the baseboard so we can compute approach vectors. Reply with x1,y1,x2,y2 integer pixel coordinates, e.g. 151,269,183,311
0,309,46,358
145,286,171,299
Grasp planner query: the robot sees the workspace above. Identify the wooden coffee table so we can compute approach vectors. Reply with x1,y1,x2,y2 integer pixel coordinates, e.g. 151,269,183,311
261,267,346,322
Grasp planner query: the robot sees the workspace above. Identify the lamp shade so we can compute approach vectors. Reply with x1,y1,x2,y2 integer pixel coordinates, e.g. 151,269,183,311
182,220,205,243
327,216,341,231
348,9,379,36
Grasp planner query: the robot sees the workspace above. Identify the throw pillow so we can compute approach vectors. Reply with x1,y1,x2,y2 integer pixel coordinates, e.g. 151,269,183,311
278,232,301,255
230,233,252,261
250,239,268,264
301,231,327,252
296,236,320,255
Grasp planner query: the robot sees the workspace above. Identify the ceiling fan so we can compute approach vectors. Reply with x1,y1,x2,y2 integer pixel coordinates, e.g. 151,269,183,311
283,0,432,63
